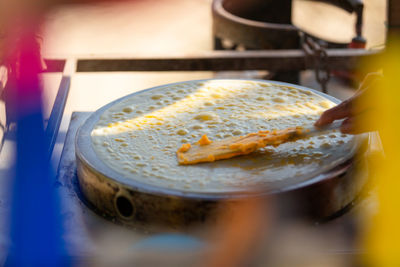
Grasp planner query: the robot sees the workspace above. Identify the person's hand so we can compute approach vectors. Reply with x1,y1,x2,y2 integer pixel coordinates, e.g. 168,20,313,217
314,72,383,134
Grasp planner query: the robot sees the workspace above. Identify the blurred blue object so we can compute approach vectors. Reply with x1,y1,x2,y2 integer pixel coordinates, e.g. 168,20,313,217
4,30,70,266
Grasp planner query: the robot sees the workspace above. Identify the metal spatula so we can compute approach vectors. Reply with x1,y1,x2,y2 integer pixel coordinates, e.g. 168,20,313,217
177,120,343,165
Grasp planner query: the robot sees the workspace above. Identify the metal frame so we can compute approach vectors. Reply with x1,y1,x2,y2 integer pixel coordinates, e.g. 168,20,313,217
0,59,70,158
43,59,71,159
43,59,66,73
74,49,380,72
45,76,70,160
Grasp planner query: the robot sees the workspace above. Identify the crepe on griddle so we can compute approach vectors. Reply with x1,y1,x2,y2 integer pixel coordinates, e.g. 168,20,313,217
90,80,352,192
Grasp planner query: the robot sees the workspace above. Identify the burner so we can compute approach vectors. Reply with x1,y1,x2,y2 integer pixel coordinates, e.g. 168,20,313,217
212,0,365,83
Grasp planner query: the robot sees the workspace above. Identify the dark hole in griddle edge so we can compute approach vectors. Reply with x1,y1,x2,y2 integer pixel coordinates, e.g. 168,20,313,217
116,195,134,218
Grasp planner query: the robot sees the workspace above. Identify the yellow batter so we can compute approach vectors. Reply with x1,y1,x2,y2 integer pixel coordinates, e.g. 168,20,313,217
177,127,305,165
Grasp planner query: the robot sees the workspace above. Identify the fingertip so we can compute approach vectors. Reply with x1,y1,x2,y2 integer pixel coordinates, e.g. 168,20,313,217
314,115,330,127
340,119,353,134
340,126,351,134
314,120,324,127
314,119,321,127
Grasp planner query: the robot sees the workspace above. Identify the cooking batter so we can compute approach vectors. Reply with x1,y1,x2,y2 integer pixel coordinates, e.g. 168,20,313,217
91,80,355,193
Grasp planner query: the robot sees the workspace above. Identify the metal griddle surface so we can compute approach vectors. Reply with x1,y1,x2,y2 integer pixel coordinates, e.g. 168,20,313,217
75,79,365,200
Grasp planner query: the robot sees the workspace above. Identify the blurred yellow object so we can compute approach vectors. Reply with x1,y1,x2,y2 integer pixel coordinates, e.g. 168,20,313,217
363,36,400,265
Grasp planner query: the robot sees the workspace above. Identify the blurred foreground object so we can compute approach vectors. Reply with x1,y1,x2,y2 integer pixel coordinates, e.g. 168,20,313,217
2,16,70,265
362,12,400,264
205,197,268,267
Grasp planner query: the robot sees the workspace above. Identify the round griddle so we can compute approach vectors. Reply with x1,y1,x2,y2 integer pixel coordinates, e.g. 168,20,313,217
75,79,370,227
